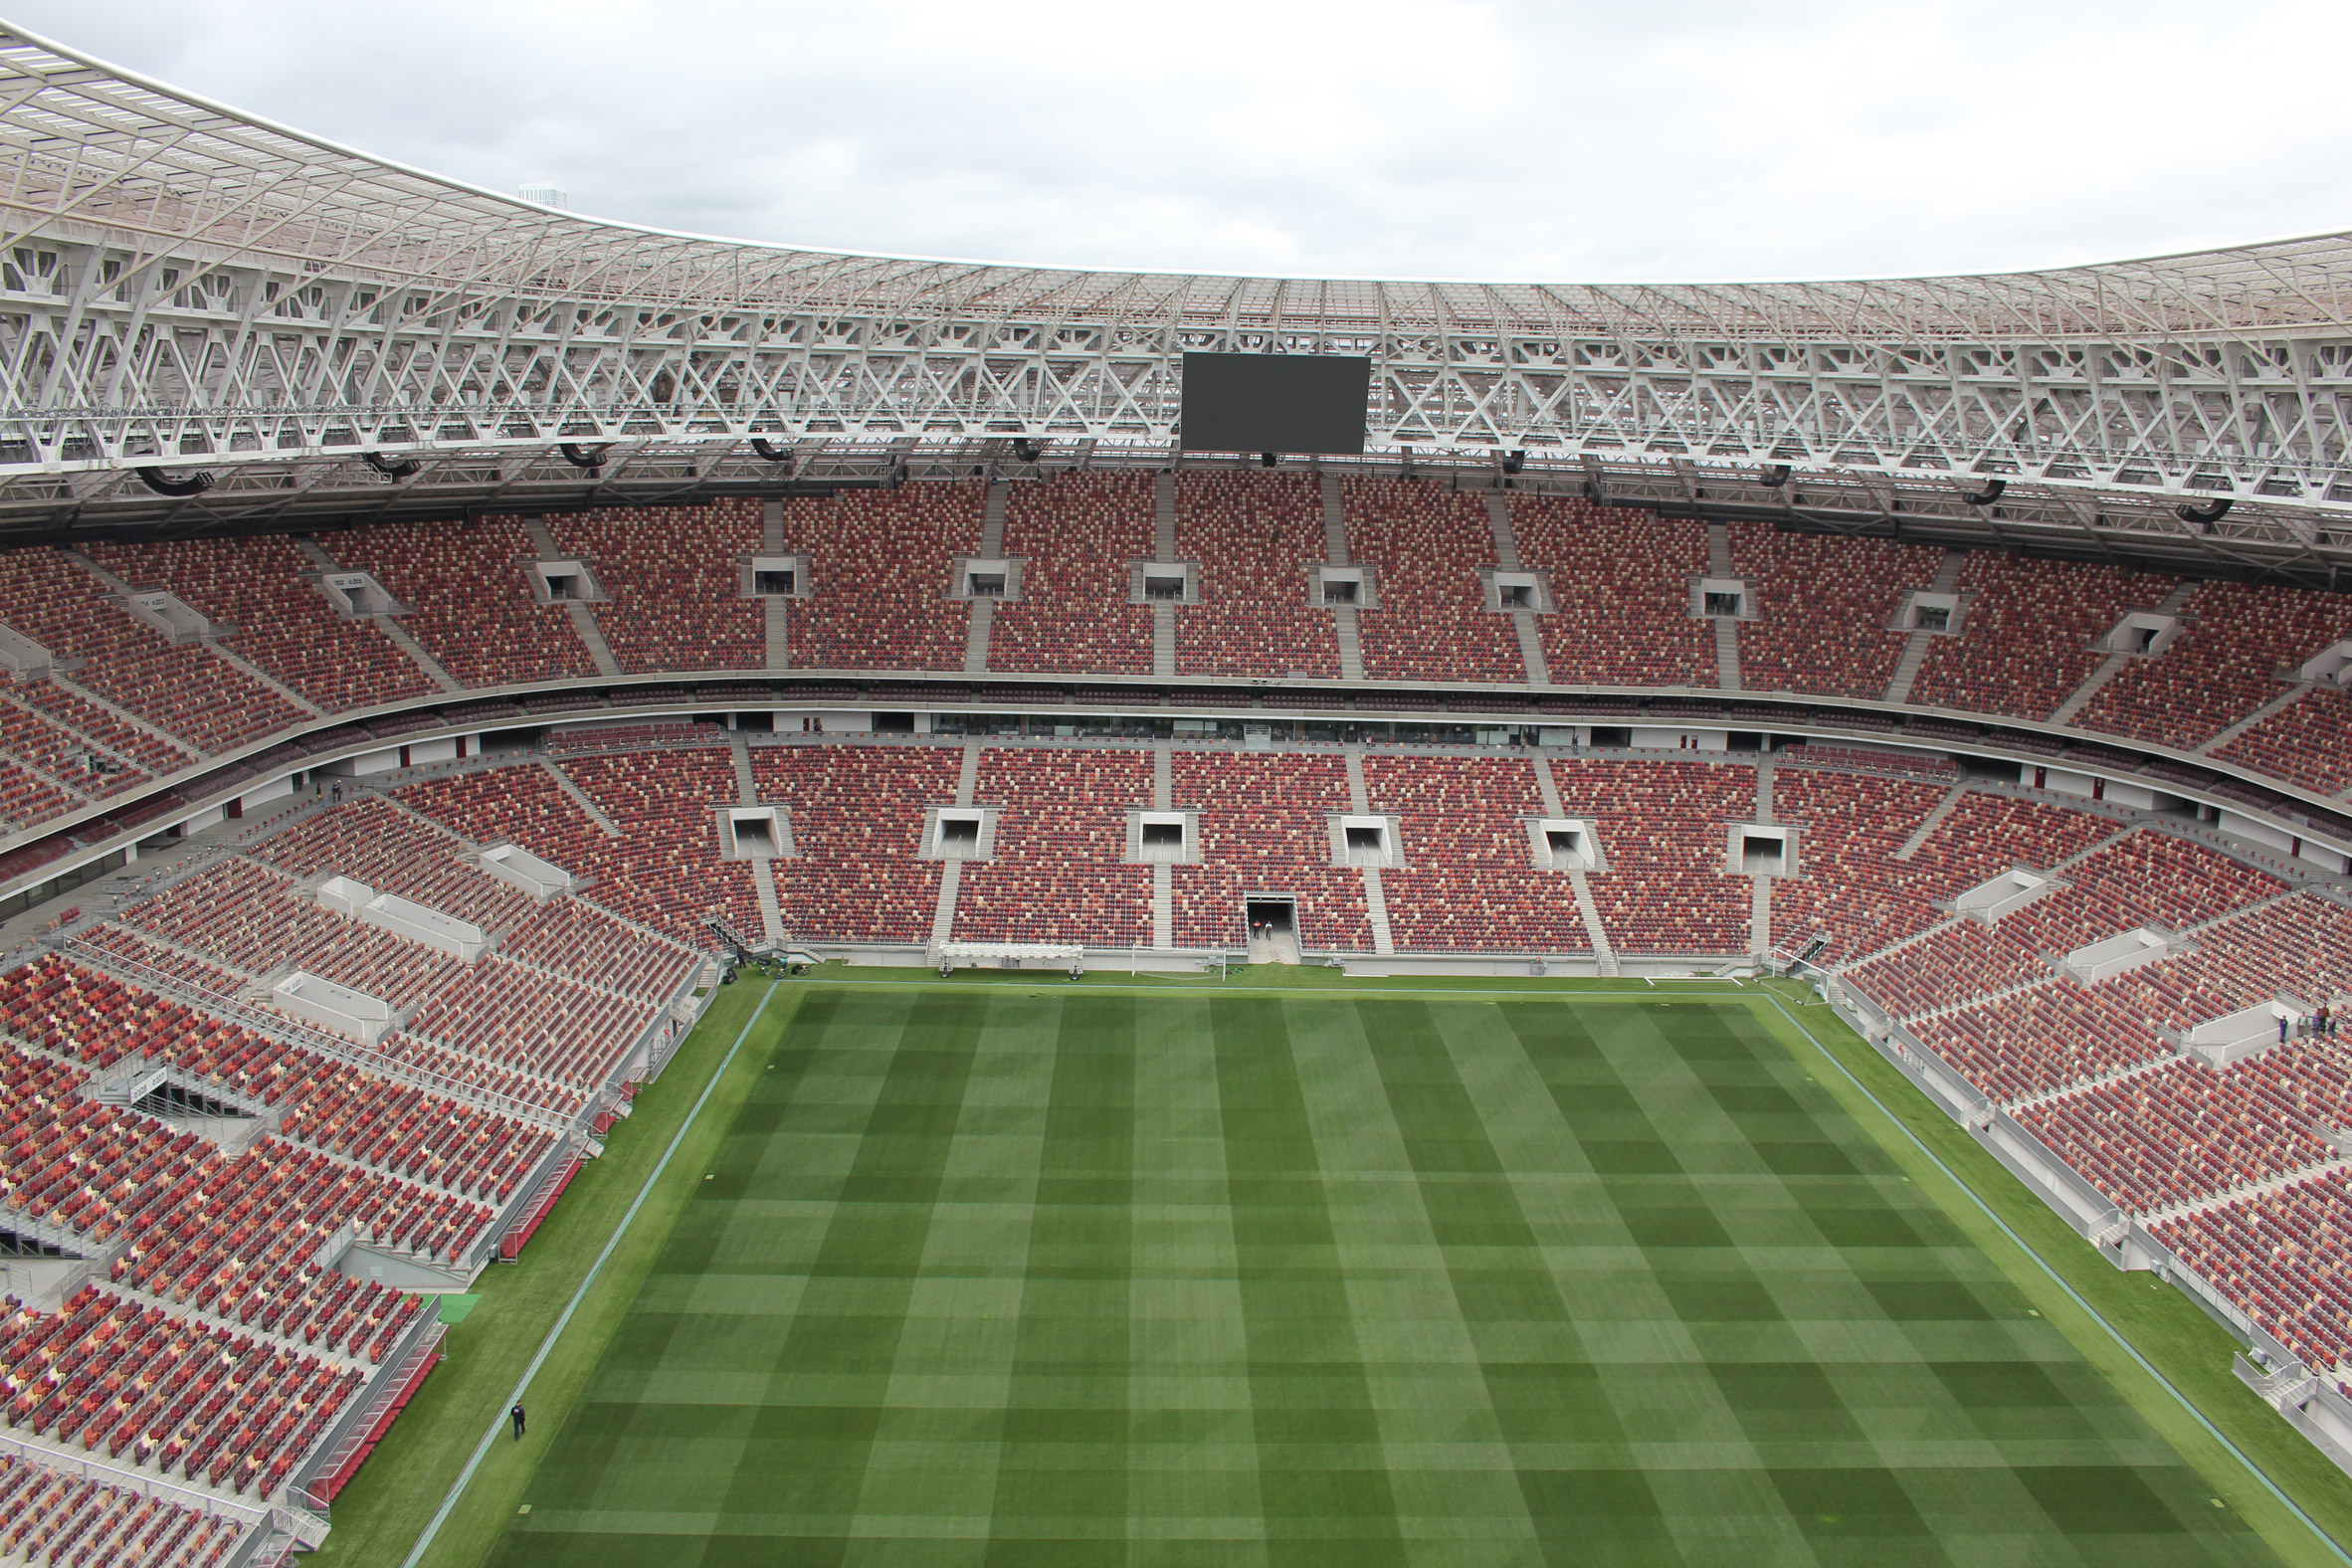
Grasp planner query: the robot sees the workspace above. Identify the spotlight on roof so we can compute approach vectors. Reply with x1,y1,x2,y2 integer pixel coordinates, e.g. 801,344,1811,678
1759,464,1791,488
1960,478,2006,505
135,467,214,497
1012,438,1045,463
360,451,420,481
749,438,795,473
558,442,609,472
2178,496,2233,530
1501,450,1526,476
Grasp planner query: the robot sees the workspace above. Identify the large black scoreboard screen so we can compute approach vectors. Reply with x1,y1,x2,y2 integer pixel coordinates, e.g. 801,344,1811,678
1178,352,1372,455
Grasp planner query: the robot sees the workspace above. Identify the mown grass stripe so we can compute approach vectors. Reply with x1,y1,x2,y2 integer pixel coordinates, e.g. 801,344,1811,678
398,983,778,1568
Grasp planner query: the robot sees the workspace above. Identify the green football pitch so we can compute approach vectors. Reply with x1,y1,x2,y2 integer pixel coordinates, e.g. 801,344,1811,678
476,988,2284,1567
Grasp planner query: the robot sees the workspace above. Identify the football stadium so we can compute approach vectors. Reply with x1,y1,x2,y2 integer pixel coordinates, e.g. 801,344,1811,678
0,13,2349,1566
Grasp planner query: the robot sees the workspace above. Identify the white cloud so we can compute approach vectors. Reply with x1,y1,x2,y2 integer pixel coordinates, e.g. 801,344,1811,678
19,0,2352,281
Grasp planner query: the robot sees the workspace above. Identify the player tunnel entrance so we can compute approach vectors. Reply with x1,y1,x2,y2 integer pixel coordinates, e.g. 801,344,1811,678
1245,896,1296,939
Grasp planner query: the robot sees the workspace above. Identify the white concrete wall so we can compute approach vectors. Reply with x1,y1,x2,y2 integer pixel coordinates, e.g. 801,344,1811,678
1632,727,1727,751
237,775,294,812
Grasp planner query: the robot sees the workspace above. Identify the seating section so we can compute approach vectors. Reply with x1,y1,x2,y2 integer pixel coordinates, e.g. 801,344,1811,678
1345,480,1521,683
1909,553,2179,720
0,758,81,833
0,1050,450,1377
1508,497,1715,686
0,549,306,755
399,758,751,945
1362,754,1584,951
1849,829,2283,1024
2078,581,2352,749
1766,767,1950,960
84,535,436,714
1548,758,1754,952
988,474,1153,675
1169,752,1369,950
0,1449,242,1566
1174,473,1340,679
2019,1063,2333,1214
2,681,189,779
0,1284,364,1500
8,940,561,1185
551,751,765,941
405,958,649,1096
0,691,152,802
754,744,960,943
548,501,763,674
332,516,599,687
954,750,1151,945
2154,1171,2352,1379
2215,686,2352,798
1730,522,1939,699
780,484,981,671
1907,984,2172,1103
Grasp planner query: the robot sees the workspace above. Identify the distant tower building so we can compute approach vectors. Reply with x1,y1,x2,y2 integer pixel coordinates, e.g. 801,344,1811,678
517,182,567,210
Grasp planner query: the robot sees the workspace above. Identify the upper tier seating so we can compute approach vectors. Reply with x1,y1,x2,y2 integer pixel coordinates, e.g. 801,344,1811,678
2,681,190,779
1908,552,2180,721
987,474,1154,675
780,484,981,672
84,535,436,714
1344,480,1522,684
0,693,151,803
2078,581,2352,750
1173,473,1340,680
2214,686,2352,798
1169,751,1368,950
0,759,80,835
331,516,598,687
1508,497,1716,686
1729,522,1939,699
1361,754,1584,951
1547,757,1754,953
954,749,1151,946
547,501,763,674
0,550,305,755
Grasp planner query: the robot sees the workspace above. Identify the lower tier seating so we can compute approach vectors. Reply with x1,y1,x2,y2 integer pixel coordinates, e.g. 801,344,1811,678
0,1448,244,1566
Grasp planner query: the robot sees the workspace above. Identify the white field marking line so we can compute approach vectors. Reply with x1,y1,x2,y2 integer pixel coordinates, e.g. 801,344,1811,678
780,978,1749,1001
398,983,780,1568
1759,992,2352,1568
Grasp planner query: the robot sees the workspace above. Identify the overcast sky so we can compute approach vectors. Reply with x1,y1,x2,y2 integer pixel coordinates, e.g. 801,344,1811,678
21,0,2352,283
